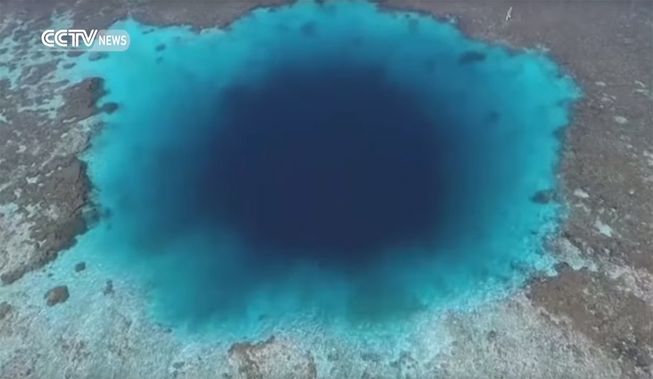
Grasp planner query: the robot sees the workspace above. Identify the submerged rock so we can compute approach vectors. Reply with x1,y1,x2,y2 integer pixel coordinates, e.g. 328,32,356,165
458,50,486,64
45,285,69,306
531,189,555,204
88,52,108,61
74,262,86,272
100,102,119,114
103,280,114,295
0,269,22,285
228,336,317,379
0,301,12,319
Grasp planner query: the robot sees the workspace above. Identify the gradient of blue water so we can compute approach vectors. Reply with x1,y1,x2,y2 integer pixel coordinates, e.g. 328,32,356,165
68,1,578,338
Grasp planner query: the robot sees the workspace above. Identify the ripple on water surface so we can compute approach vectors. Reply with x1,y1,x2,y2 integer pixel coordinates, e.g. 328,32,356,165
69,0,578,338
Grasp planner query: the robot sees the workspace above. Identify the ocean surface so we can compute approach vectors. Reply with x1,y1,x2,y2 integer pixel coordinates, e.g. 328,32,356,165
67,0,578,340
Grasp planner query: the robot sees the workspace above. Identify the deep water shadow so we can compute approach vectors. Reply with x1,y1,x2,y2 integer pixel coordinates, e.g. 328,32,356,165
190,64,462,266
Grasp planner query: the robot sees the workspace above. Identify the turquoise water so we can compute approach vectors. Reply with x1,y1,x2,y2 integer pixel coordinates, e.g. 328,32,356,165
68,0,578,338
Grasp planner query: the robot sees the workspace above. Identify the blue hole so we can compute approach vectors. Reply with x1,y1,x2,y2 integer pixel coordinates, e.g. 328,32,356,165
71,1,579,335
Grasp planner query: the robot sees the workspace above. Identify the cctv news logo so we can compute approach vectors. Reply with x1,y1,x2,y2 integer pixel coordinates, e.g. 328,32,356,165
41,29,130,51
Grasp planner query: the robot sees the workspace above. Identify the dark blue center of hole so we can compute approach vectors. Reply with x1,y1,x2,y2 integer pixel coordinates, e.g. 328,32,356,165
187,65,455,265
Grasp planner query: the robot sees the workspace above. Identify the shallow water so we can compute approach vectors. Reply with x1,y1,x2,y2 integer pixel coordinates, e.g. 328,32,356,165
68,0,578,338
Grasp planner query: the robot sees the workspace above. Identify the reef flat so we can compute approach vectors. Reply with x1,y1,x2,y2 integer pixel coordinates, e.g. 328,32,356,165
0,1,651,378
